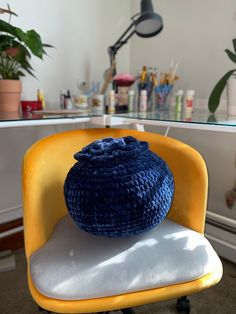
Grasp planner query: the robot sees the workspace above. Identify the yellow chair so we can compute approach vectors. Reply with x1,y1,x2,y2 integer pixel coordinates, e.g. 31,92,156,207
22,128,223,314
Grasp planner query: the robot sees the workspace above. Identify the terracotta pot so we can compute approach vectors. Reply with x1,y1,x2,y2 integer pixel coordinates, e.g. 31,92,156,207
0,80,22,112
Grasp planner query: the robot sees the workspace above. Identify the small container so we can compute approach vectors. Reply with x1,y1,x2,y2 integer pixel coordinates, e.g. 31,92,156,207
139,89,147,112
175,89,184,112
37,89,45,109
108,90,115,114
21,100,42,112
128,90,135,112
74,95,88,110
92,94,104,114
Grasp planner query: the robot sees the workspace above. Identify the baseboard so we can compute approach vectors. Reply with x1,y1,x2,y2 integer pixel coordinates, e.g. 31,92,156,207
0,205,22,224
0,218,24,251
206,233,236,263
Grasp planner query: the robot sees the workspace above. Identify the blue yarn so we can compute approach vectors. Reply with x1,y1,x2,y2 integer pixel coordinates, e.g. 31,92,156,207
64,136,174,238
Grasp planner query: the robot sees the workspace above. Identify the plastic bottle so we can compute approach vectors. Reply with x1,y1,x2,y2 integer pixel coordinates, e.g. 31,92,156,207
108,90,115,114
139,90,147,112
65,90,73,110
37,89,45,109
128,90,135,112
185,90,195,113
60,89,66,109
175,90,184,112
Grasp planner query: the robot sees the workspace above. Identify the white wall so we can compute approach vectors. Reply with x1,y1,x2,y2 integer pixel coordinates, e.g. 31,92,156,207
0,0,131,219
3,0,131,102
130,0,236,104
129,0,236,262
129,0,236,219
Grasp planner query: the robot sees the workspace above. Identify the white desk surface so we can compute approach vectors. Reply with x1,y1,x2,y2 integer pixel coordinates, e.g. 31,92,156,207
0,108,235,132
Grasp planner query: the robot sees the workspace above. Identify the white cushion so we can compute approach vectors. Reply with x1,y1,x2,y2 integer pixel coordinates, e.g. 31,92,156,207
30,215,222,300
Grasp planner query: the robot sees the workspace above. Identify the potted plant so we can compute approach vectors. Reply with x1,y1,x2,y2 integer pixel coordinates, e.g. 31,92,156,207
208,39,236,114
0,4,52,112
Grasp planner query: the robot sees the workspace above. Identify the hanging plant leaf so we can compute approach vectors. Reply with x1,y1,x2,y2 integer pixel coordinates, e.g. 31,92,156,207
23,30,44,58
233,39,236,53
0,20,22,40
208,69,236,113
15,27,25,41
225,49,236,64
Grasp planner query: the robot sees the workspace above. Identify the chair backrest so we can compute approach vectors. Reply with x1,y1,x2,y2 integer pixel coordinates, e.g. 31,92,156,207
22,128,208,259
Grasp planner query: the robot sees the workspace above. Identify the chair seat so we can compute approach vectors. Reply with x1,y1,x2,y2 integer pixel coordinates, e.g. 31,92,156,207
30,215,222,301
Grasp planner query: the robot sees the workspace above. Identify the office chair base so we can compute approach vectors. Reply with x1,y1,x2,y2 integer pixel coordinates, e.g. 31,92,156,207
176,296,190,314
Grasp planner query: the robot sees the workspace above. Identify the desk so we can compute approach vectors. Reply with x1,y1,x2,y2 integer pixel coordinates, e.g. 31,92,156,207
0,108,235,131
0,111,102,128
111,109,236,133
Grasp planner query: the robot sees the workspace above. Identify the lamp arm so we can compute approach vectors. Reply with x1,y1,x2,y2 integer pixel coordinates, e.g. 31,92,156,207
108,20,136,64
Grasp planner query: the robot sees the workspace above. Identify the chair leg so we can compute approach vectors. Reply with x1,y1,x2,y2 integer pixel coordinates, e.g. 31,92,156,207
176,296,190,313
121,308,136,314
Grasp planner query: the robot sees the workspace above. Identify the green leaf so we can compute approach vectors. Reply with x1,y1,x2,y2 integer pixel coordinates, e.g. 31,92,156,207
0,34,15,51
225,49,236,64
0,35,31,58
207,114,217,123
0,20,22,40
23,30,44,58
43,43,54,48
208,69,236,113
233,39,236,53
15,27,26,41
16,71,25,78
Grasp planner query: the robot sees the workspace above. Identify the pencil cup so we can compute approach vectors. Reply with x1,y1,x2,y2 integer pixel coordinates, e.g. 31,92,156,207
155,87,173,111
92,94,104,114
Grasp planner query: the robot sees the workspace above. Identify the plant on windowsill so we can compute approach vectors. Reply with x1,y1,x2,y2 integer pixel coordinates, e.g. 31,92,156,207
208,39,236,113
0,4,53,113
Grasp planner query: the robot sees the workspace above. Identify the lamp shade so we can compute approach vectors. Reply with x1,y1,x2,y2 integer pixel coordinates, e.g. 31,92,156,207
141,0,154,12
135,0,163,38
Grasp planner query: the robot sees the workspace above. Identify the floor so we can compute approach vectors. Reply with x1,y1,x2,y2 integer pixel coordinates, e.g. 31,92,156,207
0,250,236,314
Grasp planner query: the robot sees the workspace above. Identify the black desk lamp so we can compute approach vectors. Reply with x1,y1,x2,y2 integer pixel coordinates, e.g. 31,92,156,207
108,0,163,72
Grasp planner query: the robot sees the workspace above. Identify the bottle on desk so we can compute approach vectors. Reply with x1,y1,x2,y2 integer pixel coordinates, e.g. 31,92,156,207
108,90,115,114
185,90,195,113
139,89,147,112
65,90,73,110
60,89,67,109
128,90,135,112
175,89,184,113
37,89,45,109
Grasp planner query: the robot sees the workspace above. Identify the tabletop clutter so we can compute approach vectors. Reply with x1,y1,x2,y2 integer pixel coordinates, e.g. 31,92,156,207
21,61,195,117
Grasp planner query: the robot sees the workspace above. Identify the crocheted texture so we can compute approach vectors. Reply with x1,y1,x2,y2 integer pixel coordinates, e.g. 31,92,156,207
64,136,174,238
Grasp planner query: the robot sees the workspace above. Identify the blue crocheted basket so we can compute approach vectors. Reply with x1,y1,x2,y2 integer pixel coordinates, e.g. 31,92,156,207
64,136,174,238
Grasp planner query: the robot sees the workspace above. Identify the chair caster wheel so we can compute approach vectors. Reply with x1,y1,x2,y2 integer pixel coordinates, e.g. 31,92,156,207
176,296,190,313
38,306,52,313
